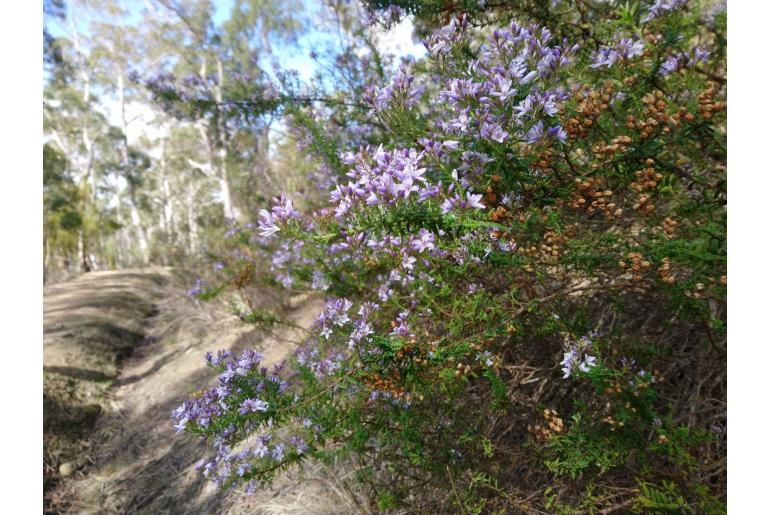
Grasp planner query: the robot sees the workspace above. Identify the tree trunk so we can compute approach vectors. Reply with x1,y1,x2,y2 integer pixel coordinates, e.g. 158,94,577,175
68,5,97,203
160,138,175,246
78,230,92,273
43,222,49,285
214,56,239,221
117,69,151,265
187,184,198,256
115,178,124,266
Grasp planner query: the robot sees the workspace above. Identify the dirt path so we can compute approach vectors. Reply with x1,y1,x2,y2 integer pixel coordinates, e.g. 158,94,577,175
44,269,171,502
45,269,357,514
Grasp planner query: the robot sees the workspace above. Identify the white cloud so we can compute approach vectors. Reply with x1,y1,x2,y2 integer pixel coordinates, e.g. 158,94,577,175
98,99,165,153
372,17,426,60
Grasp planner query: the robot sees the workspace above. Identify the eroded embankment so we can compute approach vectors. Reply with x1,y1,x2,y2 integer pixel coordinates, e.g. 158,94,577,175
44,269,171,507
44,270,358,514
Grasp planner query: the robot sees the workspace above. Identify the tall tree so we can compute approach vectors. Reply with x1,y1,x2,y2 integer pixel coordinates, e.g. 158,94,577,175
140,0,304,221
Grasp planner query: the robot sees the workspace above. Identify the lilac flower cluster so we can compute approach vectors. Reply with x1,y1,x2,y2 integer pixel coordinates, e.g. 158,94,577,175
366,5,406,29
410,228,436,253
644,0,689,22
423,15,467,56
590,38,645,69
349,302,377,350
560,333,599,379
172,347,326,488
332,145,432,216
296,341,345,379
311,270,330,291
526,121,567,144
364,66,424,115
270,240,313,289
239,398,269,414
315,298,354,339
172,349,271,433
660,46,710,76
703,0,726,27
258,195,299,237
311,297,380,353
194,423,319,488
390,310,413,338
427,19,577,149
441,191,486,213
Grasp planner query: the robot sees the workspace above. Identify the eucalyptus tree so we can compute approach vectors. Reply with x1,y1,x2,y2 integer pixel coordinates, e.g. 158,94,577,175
137,0,305,222
43,144,80,282
43,40,111,273
43,0,128,273
83,0,155,264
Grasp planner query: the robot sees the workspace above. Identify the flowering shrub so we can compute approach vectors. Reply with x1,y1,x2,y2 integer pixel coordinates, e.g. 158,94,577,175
172,1,726,511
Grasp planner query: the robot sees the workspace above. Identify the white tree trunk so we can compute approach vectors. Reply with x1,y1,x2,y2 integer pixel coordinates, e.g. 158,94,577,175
214,56,239,221
117,69,150,264
68,5,97,202
160,138,175,241
115,182,124,266
187,185,198,255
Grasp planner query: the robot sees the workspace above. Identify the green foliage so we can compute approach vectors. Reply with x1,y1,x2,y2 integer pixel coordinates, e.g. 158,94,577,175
172,0,727,512
633,481,691,513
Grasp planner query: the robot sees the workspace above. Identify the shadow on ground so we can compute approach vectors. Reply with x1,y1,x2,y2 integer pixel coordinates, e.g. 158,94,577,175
43,269,170,509
45,270,353,514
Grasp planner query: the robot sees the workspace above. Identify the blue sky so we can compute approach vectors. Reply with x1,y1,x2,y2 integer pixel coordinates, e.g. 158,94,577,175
45,0,424,83
44,0,425,148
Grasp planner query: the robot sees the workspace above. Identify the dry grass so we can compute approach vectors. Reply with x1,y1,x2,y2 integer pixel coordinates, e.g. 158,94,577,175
45,267,364,514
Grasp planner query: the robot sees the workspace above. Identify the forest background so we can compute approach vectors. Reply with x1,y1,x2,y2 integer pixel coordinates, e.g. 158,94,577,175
41,0,428,284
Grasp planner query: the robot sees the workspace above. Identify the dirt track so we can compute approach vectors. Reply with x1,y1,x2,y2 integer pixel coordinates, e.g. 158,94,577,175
44,269,357,514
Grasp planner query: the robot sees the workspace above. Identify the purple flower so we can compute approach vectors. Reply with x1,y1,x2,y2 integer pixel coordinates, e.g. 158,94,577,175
239,398,269,414
271,443,285,461
364,66,424,114
547,125,568,143
174,417,189,433
271,195,298,220
378,283,394,302
489,74,516,102
424,16,468,56
526,121,566,144
442,140,461,151
526,121,545,143
466,191,486,210
349,319,374,349
441,191,485,213
187,278,203,298
618,38,645,59
411,229,436,253
390,310,413,338
441,194,460,214
689,46,710,66
311,270,330,291
237,463,250,477
291,436,308,455
560,334,599,379
644,0,689,22
660,55,680,75
316,298,354,338
257,210,280,237
591,38,644,69
578,355,597,372
481,121,509,143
